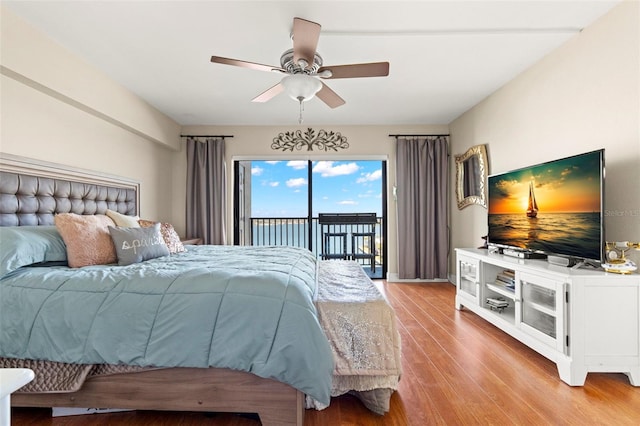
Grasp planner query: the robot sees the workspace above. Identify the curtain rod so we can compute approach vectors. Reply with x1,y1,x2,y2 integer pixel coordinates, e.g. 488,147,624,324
180,134,234,138
388,134,449,137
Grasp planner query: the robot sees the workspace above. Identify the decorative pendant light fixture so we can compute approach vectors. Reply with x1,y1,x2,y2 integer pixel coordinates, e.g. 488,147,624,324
281,74,322,123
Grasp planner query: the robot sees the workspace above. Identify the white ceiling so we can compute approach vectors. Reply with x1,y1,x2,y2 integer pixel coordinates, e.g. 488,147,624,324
4,1,620,127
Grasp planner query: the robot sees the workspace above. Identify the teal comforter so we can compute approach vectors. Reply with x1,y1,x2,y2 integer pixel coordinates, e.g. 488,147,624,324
0,245,333,404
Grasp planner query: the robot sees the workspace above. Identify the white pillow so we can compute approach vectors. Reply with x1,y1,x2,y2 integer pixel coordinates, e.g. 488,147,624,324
106,209,140,228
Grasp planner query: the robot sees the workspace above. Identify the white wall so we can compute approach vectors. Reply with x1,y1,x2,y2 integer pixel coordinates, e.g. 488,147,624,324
0,7,182,223
177,124,449,278
449,1,640,268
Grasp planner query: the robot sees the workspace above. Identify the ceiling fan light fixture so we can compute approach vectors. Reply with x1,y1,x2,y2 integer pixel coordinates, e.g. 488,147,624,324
281,74,322,102
210,17,385,117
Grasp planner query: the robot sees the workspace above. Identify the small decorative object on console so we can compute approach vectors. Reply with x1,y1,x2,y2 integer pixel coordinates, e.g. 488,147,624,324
478,235,488,249
603,241,639,274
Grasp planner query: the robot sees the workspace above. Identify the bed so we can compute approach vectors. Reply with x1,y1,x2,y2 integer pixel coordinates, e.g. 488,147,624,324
0,154,401,424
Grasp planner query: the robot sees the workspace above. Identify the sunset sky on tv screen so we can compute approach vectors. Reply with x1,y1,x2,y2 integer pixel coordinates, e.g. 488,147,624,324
488,152,601,215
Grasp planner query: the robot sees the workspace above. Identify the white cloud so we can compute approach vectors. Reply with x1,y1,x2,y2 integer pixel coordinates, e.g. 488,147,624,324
313,161,359,177
287,160,307,170
252,166,264,176
265,161,280,165
358,190,375,198
338,200,357,205
286,177,308,188
356,169,382,183
269,181,279,187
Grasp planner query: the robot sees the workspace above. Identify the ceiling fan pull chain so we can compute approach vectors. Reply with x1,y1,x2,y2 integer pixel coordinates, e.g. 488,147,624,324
298,97,304,124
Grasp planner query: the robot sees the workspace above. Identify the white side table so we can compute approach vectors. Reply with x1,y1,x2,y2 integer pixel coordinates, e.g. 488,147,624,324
0,369,35,426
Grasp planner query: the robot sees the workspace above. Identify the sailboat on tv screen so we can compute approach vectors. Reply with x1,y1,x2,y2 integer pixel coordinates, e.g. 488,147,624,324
526,181,538,218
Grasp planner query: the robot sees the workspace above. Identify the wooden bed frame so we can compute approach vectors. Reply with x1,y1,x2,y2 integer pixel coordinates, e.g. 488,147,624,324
1,154,306,425
12,368,304,425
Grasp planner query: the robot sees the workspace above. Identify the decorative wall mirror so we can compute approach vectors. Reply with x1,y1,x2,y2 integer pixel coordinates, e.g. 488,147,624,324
455,144,488,209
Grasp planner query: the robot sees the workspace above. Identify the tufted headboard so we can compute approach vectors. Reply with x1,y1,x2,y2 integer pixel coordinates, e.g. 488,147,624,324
0,153,139,226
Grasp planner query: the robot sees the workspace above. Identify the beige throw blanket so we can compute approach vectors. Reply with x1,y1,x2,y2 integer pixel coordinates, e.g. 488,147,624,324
307,260,402,414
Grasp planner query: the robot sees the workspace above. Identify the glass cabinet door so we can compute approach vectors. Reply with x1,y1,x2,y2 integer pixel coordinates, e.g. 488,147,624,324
519,272,565,351
457,256,479,300
522,283,556,337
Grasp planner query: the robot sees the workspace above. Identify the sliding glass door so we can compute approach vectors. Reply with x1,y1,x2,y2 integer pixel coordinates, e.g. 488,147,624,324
234,159,386,278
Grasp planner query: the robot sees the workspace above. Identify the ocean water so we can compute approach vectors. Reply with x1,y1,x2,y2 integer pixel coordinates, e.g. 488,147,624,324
252,221,312,248
488,212,601,260
252,221,381,257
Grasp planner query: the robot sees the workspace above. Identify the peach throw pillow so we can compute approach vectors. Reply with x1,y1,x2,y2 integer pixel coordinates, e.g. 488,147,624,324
54,213,117,268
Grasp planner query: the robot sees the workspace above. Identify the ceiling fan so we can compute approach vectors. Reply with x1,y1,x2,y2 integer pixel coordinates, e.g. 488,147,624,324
211,17,389,121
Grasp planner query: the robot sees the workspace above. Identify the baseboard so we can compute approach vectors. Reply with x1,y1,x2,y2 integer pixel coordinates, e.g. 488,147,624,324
387,272,450,283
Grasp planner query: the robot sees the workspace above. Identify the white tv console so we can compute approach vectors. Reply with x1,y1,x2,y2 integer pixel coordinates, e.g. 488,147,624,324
455,248,640,386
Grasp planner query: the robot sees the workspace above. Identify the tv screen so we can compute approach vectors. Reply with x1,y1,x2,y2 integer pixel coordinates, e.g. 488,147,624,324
487,149,604,262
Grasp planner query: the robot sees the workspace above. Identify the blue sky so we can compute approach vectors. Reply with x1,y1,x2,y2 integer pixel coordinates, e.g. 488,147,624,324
250,160,383,217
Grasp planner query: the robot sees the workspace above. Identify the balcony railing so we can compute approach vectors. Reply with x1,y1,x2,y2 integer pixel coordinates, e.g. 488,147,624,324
250,216,383,273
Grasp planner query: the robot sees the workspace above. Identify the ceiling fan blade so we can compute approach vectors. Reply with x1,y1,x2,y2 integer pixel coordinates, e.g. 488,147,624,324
318,62,389,79
292,17,321,69
251,82,284,103
211,55,285,74
316,83,345,109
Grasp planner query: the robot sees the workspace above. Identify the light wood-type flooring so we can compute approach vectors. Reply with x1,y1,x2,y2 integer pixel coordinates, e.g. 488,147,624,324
12,281,640,425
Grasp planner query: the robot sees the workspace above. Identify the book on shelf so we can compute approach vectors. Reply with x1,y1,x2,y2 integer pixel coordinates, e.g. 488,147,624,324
493,277,515,291
502,269,515,277
495,283,515,292
497,268,514,279
496,274,514,285
494,269,516,290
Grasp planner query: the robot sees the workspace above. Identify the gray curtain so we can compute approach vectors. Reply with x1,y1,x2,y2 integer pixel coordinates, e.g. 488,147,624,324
186,137,226,245
396,136,449,279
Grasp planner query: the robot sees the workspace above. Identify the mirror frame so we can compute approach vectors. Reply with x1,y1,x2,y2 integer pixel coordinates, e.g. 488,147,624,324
455,144,489,209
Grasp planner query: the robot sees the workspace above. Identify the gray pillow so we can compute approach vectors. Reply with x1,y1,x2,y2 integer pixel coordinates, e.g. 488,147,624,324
108,223,170,266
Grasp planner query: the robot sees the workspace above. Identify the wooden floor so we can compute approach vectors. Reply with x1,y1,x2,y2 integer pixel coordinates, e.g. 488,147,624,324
12,281,640,425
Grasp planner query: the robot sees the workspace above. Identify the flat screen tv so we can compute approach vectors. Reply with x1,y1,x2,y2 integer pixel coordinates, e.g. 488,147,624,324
487,149,605,263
